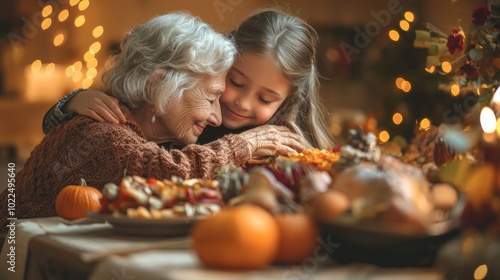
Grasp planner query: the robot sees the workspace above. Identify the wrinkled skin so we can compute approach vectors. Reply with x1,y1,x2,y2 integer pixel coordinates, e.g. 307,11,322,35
134,74,226,145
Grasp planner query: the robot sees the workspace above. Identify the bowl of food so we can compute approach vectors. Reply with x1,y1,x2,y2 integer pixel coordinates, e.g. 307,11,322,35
311,155,466,267
91,175,223,237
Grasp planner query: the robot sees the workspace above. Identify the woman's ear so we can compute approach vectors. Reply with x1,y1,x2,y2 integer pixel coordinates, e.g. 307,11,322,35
148,68,166,89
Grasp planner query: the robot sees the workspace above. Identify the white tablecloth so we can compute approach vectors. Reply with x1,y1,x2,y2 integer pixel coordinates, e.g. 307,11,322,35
0,217,444,280
0,217,111,280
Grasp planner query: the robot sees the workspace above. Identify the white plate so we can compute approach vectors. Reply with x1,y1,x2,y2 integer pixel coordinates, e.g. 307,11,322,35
87,212,204,237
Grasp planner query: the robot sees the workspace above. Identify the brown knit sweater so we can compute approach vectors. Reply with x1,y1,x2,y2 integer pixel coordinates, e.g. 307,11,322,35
0,103,251,245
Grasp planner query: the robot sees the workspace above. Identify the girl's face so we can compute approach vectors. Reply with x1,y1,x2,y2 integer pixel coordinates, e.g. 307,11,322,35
219,52,290,129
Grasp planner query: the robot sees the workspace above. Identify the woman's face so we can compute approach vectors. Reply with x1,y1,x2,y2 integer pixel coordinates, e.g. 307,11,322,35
159,74,226,145
219,52,290,129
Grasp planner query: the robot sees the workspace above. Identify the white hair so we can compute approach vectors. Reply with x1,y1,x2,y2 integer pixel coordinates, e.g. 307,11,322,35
101,12,236,114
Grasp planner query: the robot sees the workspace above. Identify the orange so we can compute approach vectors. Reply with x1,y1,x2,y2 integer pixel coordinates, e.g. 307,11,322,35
274,213,320,265
310,190,350,222
191,204,279,270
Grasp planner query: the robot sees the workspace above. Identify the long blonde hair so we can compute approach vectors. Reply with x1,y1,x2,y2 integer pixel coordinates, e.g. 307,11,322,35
230,8,335,149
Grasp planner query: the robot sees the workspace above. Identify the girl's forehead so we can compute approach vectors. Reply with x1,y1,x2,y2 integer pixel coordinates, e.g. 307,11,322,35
232,52,291,98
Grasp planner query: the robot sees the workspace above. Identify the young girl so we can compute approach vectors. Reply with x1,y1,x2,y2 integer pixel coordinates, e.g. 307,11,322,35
43,8,335,149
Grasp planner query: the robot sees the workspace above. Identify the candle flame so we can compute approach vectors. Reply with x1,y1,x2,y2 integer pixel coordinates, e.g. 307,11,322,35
493,87,500,105
480,107,497,133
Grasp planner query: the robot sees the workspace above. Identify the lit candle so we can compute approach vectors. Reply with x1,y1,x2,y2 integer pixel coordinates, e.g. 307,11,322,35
491,87,500,114
491,87,500,195
480,106,500,193
479,107,498,165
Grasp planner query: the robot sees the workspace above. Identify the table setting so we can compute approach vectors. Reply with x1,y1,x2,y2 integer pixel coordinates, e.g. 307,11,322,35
3,124,500,280
0,217,444,280
4,2,500,280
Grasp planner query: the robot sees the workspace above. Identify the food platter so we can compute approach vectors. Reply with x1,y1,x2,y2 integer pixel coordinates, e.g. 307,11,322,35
87,212,204,237
317,192,466,268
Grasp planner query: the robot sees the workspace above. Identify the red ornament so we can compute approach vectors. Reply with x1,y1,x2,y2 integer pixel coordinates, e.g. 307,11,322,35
458,61,479,78
447,29,464,55
472,3,490,26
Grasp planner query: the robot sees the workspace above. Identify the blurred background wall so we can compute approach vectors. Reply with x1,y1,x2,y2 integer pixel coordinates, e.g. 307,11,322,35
0,0,479,181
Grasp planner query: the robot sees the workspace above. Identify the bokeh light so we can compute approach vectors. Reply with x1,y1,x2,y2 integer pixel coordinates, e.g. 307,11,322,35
82,77,93,88
86,68,98,79
451,84,460,96
73,61,83,71
58,9,69,22
420,118,431,130
75,15,86,27
41,18,52,30
441,61,452,73
84,51,95,62
92,26,104,38
392,113,403,125
389,30,400,41
45,63,55,75
78,0,90,11
87,58,98,69
31,60,42,73
481,107,497,133
42,5,53,17
399,20,410,31
473,264,488,280
53,34,65,46
72,71,83,82
404,11,415,22
89,42,101,54
401,81,412,93
379,131,390,142
395,77,405,89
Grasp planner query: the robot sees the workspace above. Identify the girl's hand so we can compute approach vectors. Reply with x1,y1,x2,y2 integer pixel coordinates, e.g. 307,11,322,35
65,90,126,124
240,125,305,157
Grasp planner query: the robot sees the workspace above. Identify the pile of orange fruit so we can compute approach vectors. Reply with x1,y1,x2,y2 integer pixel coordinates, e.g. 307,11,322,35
191,204,320,269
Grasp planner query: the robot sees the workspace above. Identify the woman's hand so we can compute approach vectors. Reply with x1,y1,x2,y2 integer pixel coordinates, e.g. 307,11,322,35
239,125,305,157
65,90,126,124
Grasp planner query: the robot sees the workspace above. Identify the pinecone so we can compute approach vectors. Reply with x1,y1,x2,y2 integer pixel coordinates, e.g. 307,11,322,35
346,127,372,152
332,127,380,172
401,126,455,167
434,137,455,166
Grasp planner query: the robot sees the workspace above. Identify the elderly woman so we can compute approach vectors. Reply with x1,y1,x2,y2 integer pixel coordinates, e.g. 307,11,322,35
0,12,303,244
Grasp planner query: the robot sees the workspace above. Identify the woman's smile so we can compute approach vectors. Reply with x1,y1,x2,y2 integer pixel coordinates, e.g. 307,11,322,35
195,124,205,134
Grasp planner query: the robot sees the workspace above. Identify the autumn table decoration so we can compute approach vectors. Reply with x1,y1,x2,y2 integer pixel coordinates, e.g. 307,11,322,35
191,204,280,270
55,178,103,220
414,1,500,278
414,0,500,234
415,2,500,97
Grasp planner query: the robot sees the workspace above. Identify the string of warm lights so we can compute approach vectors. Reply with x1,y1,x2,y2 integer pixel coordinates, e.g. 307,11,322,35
380,10,430,143
326,10,422,143
30,0,103,89
385,10,433,142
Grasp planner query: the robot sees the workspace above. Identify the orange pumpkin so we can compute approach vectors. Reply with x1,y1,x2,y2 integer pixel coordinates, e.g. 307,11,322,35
55,179,103,220
191,204,279,270
274,213,320,265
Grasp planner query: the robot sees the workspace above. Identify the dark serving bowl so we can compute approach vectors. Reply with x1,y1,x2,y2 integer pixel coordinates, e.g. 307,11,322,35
317,192,466,268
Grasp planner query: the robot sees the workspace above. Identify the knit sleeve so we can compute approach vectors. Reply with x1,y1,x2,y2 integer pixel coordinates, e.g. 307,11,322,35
79,123,252,183
42,88,86,135
180,134,253,178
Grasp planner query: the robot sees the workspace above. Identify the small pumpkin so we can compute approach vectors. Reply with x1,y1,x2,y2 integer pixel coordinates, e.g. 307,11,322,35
55,179,103,220
274,213,320,265
191,204,279,270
